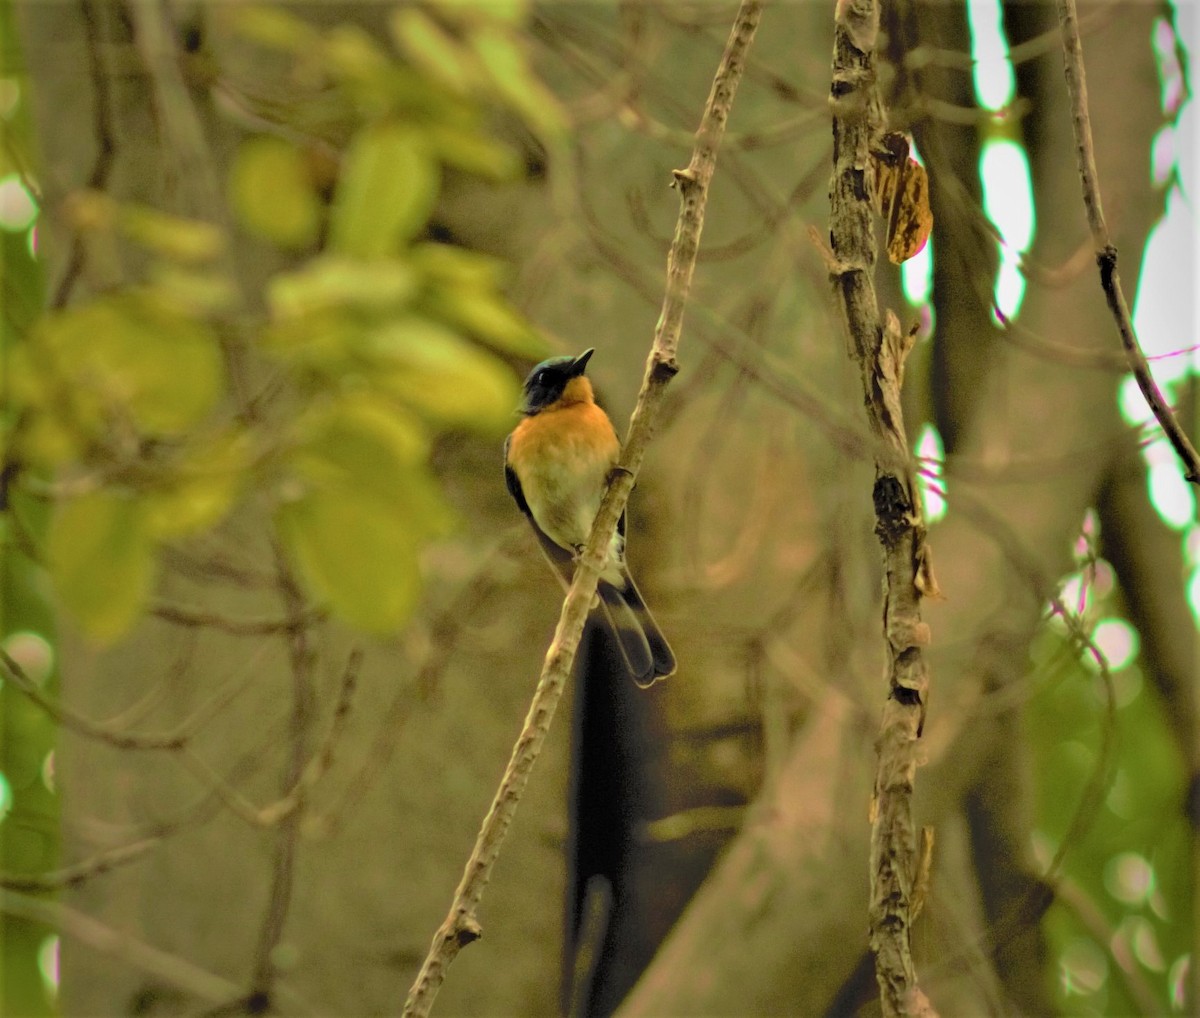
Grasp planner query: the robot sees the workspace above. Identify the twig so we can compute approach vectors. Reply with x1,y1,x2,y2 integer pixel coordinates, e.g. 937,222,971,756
51,0,115,309
1056,0,1200,484
152,601,324,636
256,647,362,828
827,1,937,1015
0,837,160,892
1,888,242,1005
246,546,318,1010
400,4,762,1015
1,647,187,750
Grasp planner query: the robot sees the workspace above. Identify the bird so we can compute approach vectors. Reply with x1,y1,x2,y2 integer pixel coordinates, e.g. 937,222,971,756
504,348,676,686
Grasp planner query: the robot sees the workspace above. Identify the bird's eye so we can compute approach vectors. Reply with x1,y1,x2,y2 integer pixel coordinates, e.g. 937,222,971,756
535,371,548,386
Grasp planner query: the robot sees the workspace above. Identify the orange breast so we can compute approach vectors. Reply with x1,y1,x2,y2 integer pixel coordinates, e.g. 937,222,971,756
507,400,620,549
508,400,619,473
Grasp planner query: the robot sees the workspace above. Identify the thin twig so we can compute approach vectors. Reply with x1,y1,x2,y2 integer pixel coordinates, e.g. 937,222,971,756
1056,0,1200,484
1,647,187,751
51,0,115,309
152,601,324,636
0,837,160,892
1,889,242,1005
256,647,362,828
247,546,318,1010
400,4,762,1015
827,0,937,1014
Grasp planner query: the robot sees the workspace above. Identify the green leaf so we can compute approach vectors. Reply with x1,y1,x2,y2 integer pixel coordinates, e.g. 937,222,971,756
147,265,238,315
389,8,478,95
259,308,365,375
223,5,320,52
412,242,508,288
468,26,566,140
434,0,531,28
48,490,155,643
145,430,252,538
422,284,550,358
288,397,433,512
230,136,322,250
367,318,519,432
277,398,453,632
118,205,226,263
276,489,421,633
268,256,417,318
426,122,521,179
330,123,439,258
41,293,224,435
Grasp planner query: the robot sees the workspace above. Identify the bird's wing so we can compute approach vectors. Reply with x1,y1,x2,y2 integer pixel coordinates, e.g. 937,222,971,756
505,432,575,582
503,433,532,517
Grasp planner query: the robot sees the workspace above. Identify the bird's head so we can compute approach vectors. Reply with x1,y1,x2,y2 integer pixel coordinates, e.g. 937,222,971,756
518,348,596,415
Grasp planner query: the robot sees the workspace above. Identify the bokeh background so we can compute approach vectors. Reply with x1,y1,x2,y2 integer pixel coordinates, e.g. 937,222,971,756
1,1,1196,1015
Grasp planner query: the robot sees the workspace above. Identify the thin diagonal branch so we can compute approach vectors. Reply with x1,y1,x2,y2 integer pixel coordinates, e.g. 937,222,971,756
1056,0,1200,484
0,837,160,892
400,4,763,1016
827,1,937,1015
0,647,186,750
1,889,242,1005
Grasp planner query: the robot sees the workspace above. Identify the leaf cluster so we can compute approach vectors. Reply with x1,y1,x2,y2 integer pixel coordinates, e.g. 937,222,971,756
2,1,564,639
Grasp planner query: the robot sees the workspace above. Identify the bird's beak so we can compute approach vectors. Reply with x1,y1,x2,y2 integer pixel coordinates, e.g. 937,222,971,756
570,348,595,376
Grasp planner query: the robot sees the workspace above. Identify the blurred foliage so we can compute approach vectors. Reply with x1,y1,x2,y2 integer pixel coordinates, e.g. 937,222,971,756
1029,532,1192,1015
2,4,560,1004
3,0,558,642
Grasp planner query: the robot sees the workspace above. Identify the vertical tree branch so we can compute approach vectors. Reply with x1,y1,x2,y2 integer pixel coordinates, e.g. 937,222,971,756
1056,0,1200,484
50,0,115,310
246,549,318,1012
400,4,762,1016
827,1,936,1015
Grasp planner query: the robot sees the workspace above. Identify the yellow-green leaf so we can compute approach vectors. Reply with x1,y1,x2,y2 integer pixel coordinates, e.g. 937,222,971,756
224,5,320,52
230,136,322,250
330,123,438,258
119,205,226,263
145,430,252,538
288,396,433,512
368,318,519,433
268,256,417,318
48,490,155,643
259,308,366,375
277,392,452,631
147,265,239,315
40,293,224,435
426,123,521,180
275,488,420,633
469,27,566,140
390,8,478,95
423,284,549,358
435,0,530,28
412,242,507,288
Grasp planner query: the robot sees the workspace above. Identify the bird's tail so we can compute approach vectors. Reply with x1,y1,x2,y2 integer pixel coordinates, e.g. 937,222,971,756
596,571,675,687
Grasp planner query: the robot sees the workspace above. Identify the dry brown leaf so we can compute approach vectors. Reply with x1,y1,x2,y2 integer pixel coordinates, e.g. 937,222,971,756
871,133,934,265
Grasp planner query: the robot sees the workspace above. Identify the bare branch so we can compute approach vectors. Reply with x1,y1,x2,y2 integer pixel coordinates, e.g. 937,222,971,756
1,647,187,751
247,546,319,1009
827,0,937,1013
151,601,325,636
1,888,242,1005
50,0,115,309
1056,0,1200,484
400,4,763,1015
0,837,159,892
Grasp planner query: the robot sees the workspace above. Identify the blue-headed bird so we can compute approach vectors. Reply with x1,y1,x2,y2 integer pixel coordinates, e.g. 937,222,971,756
504,348,675,686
